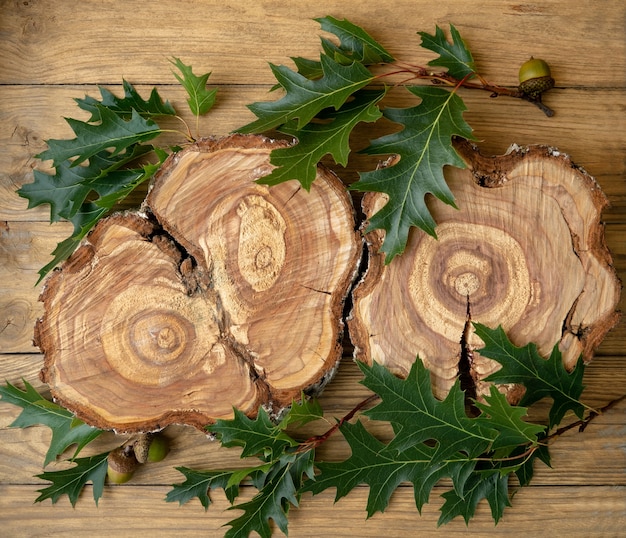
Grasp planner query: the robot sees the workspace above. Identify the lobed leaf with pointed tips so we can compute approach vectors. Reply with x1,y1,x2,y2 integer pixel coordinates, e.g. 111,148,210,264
418,24,476,80
360,360,496,460
259,89,385,189
475,323,586,428
237,54,374,134
36,106,161,167
35,452,109,507
0,380,103,466
352,85,475,262
75,80,176,121
170,57,218,116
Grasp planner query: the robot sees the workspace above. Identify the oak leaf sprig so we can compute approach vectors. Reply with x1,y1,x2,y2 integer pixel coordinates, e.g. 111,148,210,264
0,325,613,532
18,60,216,282
0,380,110,506
164,325,602,535
237,18,485,262
166,398,322,538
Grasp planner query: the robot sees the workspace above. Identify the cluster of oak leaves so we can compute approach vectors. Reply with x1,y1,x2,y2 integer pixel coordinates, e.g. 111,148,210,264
0,16,601,538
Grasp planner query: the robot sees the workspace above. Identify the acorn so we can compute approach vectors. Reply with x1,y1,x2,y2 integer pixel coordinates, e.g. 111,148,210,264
133,433,170,464
518,57,555,99
147,433,170,462
107,446,139,484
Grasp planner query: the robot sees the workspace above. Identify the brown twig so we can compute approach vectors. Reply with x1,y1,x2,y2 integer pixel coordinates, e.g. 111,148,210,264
295,393,380,453
374,64,555,117
546,394,626,440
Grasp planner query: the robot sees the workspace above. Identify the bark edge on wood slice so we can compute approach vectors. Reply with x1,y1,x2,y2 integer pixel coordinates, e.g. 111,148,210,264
36,134,362,433
348,140,621,403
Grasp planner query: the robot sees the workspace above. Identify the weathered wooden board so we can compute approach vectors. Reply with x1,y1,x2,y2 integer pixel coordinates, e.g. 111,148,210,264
1,1,625,87
0,484,625,537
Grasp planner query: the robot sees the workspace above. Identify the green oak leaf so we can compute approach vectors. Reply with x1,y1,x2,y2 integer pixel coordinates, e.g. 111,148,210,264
237,54,374,134
475,323,586,428
166,467,242,509
22,164,99,223
352,85,475,262
0,380,103,467
36,106,161,167
286,16,393,82
303,420,474,517
19,145,154,222
290,56,323,80
35,451,109,507
475,385,545,458
208,407,297,460
91,159,165,209
278,394,324,429
315,16,395,65
170,57,218,116
360,360,495,460
35,203,107,283
224,451,315,538
75,80,176,121
514,439,551,487
438,470,510,526
418,24,476,80
260,89,385,189
22,149,166,282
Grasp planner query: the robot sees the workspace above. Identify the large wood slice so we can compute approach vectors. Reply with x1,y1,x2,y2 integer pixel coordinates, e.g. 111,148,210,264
36,135,361,432
348,140,621,402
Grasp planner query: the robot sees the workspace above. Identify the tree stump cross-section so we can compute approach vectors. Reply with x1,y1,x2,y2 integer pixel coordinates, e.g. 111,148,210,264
349,140,621,403
36,135,361,433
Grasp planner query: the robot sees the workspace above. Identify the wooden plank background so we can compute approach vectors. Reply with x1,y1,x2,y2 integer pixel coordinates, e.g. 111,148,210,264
1,0,624,535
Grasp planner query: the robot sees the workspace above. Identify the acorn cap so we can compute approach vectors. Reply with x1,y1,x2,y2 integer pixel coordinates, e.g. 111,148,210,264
519,76,555,99
108,446,139,474
133,433,153,464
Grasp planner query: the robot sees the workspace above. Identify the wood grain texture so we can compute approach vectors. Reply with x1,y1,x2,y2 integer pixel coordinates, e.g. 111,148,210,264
0,0,624,535
0,484,624,537
36,136,361,431
351,143,621,403
1,0,624,86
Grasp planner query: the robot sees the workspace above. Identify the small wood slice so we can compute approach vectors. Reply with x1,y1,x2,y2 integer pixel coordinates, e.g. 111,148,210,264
37,135,361,432
348,140,621,402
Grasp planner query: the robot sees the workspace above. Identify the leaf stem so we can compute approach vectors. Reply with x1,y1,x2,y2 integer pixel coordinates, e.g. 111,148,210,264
295,393,379,453
171,116,196,142
374,63,555,116
547,394,626,439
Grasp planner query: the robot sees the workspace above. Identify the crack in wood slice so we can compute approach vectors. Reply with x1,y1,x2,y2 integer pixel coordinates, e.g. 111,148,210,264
458,295,479,416
349,141,621,403
36,135,361,432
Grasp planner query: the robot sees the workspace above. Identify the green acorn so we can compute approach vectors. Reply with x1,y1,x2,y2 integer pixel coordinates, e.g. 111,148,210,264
518,57,555,99
146,433,170,462
132,432,170,463
107,446,139,484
